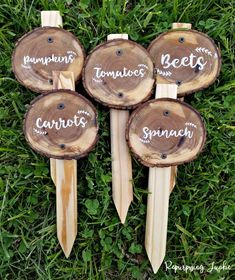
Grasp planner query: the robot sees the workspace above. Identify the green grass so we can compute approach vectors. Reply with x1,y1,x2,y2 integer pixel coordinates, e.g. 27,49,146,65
0,0,234,279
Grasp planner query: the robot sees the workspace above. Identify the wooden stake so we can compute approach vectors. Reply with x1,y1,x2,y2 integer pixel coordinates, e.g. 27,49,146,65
170,23,192,191
41,11,63,185
145,23,192,273
145,166,171,273
145,85,177,273
41,11,77,258
52,72,77,258
52,71,77,258
108,34,133,224
41,11,62,27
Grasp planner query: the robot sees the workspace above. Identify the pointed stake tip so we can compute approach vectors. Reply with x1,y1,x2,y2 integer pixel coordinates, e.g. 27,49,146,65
114,201,132,224
145,248,164,274
58,236,76,259
118,212,128,224
64,251,71,258
153,268,159,274
151,261,162,274
120,218,126,224
60,245,73,258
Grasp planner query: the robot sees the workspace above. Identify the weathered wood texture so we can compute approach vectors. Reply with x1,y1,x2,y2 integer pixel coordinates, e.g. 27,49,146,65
109,34,133,224
148,29,221,96
127,98,206,167
83,39,154,109
24,90,98,159
12,27,85,93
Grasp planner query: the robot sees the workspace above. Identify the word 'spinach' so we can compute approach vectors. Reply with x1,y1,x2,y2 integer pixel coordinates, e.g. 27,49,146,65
127,98,206,167
12,27,85,93
83,39,155,109
24,90,98,159
148,29,221,96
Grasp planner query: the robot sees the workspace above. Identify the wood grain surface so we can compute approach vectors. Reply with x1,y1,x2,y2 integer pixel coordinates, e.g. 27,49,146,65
24,90,98,159
148,29,221,96
127,98,206,167
55,157,77,258
12,27,85,93
83,39,154,109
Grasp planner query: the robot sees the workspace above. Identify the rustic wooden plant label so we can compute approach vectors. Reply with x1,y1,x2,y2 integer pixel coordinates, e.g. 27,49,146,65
12,27,85,93
127,98,206,167
148,30,221,96
24,90,98,159
83,39,154,109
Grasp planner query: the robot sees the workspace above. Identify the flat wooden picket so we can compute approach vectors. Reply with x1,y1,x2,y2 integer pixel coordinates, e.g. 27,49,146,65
41,11,77,258
145,23,192,273
52,71,77,258
107,34,133,224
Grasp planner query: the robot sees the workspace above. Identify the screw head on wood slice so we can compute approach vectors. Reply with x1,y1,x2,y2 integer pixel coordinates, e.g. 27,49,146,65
148,30,221,96
126,98,206,167
12,27,85,93
83,39,155,109
24,90,98,159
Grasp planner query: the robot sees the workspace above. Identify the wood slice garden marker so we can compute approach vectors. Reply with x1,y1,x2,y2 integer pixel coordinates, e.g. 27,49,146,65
83,35,154,223
24,90,98,159
24,88,98,252
12,11,90,258
127,98,206,167
148,28,221,97
12,24,85,93
83,38,154,109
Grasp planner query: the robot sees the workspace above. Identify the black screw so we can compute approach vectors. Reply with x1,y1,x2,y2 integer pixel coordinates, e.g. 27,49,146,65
116,49,123,56
178,37,184,43
176,80,181,86
195,64,200,73
163,110,170,116
47,37,53,43
118,92,123,98
49,79,53,85
161,154,167,159
153,68,158,75
60,144,65,149
57,103,65,110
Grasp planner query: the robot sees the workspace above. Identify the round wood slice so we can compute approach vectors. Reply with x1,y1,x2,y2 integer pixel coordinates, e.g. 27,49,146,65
12,27,85,93
148,30,221,96
24,90,98,159
127,98,206,167
83,39,154,109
